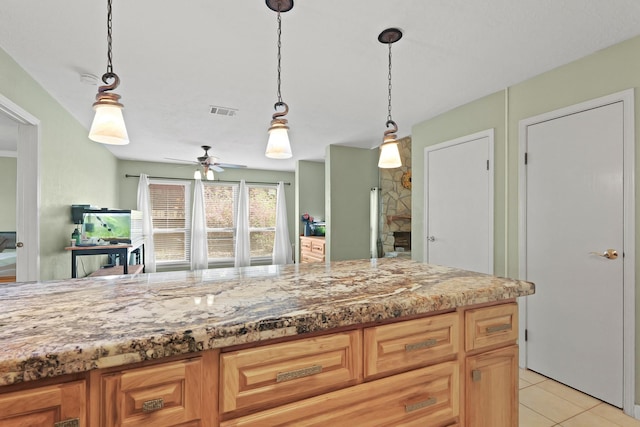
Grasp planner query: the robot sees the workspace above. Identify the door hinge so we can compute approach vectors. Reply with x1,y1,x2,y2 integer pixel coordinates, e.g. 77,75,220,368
524,152,528,165
525,329,528,341
486,159,490,170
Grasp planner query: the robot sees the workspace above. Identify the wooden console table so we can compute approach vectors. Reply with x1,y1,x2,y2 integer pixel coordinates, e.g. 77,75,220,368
64,242,145,278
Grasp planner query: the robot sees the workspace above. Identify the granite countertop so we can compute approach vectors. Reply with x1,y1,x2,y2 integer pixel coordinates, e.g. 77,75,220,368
0,258,534,387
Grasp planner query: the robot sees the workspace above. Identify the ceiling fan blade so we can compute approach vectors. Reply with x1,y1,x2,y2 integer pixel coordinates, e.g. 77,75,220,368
215,163,247,169
210,165,224,173
165,157,198,165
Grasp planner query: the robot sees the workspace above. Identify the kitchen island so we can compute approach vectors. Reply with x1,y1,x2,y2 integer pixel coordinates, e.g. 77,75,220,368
0,258,534,426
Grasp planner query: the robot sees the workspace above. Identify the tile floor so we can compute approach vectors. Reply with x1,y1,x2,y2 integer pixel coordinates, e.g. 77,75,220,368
519,369,640,426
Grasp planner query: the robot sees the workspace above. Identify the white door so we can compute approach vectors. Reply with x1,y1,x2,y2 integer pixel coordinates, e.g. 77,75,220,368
524,102,624,407
424,130,493,274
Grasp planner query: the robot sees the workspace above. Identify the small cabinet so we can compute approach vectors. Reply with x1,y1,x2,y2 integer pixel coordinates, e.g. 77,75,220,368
300,236,325,263
0,380,86,426
466,345,518,427
99,357,205,427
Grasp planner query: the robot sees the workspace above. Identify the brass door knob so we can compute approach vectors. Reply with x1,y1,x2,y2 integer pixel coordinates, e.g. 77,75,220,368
590,249,618,260
16,242,24,248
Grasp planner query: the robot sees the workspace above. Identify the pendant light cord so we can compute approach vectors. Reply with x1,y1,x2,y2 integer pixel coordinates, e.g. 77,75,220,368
106,0,114,77
387,42,393,124
276,10,283,105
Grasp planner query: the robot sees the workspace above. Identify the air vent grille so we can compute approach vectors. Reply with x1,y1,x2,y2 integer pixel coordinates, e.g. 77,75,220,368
210,105,238,117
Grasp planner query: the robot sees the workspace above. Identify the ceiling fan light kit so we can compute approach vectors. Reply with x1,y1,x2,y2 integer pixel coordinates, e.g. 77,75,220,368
89,0,129,146
377,27,403,169
265,0,293,159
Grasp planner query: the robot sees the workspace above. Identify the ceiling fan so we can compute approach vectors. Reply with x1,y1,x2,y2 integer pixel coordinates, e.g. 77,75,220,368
166,145,247,175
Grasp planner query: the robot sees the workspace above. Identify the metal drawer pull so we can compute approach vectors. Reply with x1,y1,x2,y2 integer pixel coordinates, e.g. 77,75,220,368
142,398,164,413
276,365,322,383
472,369,482,382
54,419,80,427
405,338,438,352
486,324,511,334
405,397,437,413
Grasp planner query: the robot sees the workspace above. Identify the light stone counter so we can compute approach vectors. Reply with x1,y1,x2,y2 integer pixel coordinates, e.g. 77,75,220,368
0,258,534,387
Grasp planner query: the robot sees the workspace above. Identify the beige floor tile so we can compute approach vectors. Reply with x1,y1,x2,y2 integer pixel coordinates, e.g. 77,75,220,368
536,379,600,410
559,411,620,427
589,403,640,427
521,369,548,384
520,386,584,423
521,378,533,389
519,404,556,427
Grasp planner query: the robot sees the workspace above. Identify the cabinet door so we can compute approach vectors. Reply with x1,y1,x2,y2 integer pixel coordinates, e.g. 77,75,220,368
0,380,86,426
466,345,518,427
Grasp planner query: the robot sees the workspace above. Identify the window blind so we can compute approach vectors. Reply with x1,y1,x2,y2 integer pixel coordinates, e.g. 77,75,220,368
149,181,191,265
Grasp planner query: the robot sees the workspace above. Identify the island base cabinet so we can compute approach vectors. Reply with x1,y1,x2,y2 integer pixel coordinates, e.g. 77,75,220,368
221,361,459,427
465,345,518,427
0,380,86,427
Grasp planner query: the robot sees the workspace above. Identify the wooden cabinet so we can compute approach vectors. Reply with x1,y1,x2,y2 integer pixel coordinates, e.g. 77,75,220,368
220,331,361,416
0,380,86,426
221,362,459,427
300,236,325,263
465,303,518,352
95,354,216,427
466,345,518,427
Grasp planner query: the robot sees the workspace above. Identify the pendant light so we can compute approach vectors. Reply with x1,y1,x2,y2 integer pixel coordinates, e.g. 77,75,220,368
377,28,403,169
89,0,129,145
265,0,293,159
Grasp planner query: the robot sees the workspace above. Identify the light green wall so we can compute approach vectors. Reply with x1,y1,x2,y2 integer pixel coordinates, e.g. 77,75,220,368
295,160,325,263
117,160,296,265
0,156,16,231
0,46,118,280
412,34,640,404
325,145,378,261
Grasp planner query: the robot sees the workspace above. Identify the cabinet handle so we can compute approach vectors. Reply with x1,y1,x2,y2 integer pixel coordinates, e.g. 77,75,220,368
405,397,437,413
405,338,438,352
142,398,164,413
472,369,482,382
54,419,80,427
486,323,511,334
276,365,322,383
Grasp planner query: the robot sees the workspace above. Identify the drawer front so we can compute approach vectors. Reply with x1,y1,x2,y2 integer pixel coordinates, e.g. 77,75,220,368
301,253,323,263
311,241,325,255
220,330,361,415
465,303,518,352
0,381,86,426
101,358,203,427
364,312,459,378
300,238,312,251
221,361,459,427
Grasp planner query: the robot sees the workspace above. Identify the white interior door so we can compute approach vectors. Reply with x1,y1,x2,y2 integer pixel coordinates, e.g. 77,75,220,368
524,102,624,407
424,130,493,274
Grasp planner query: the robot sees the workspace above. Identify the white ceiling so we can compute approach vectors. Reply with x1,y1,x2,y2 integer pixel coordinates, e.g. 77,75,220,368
1,1,639,172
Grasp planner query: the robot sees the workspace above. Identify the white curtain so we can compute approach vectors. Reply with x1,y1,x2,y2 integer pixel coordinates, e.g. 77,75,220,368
136,174,156,272
191,178,209,270
235,180,251,267
272,181,292,265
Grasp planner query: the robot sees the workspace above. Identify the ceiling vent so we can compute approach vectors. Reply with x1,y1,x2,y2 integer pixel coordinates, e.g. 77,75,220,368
210,105,238,117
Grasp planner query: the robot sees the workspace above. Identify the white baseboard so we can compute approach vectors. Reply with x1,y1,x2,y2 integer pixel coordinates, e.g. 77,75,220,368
633,404,640,419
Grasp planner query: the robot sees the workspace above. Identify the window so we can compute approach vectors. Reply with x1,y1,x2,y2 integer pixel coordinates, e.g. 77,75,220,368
149,180,191,265
203,183,277,262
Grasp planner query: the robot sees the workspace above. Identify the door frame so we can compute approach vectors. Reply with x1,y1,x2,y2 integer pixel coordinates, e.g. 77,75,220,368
518,89,635,415
423,128,494,273
0,93,40,282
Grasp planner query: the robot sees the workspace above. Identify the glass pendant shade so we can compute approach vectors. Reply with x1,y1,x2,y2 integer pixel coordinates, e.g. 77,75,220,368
194,170,202,180
206,169,214,180
265,120,292,159
89,101,129,145
378,140,402,168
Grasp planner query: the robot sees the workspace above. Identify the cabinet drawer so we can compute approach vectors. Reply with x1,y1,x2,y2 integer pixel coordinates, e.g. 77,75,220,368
465,303,518,352
101,357,203,427
220,330,361,415
300,238,312,251
311,241,325,255
364,312,459,378
301,253,323,263
222,361,459,427
0,380,86,426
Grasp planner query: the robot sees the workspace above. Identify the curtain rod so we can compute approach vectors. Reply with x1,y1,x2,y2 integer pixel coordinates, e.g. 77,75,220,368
125,174,291,186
